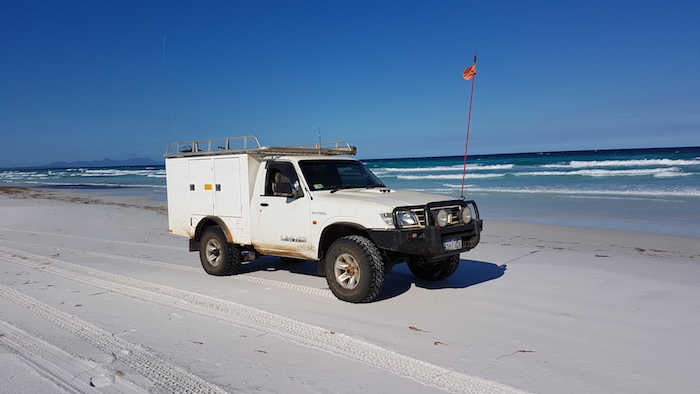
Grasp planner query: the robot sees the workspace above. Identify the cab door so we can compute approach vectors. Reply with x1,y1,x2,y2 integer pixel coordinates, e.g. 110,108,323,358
255,162,314,259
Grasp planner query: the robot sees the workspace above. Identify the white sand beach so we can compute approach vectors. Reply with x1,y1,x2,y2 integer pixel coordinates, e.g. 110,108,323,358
1,187,698,393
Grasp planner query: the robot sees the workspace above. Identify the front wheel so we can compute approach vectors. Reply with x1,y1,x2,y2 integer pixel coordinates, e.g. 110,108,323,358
325,235,384,303
199,226,241,276
407,255,460,281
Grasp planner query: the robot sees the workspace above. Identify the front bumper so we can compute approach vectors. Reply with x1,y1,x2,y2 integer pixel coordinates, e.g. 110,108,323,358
367,218,482,262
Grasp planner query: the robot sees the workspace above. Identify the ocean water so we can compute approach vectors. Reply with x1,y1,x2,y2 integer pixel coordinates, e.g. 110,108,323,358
2,147,699,237
365,147,700,237
0,166,169,200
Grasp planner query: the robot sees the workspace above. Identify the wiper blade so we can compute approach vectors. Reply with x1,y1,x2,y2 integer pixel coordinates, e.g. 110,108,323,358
330,184,385,193
330,185,354,193
331,185,370,193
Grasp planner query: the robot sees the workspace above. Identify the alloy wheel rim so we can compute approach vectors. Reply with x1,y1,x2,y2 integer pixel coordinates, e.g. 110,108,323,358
206,239,222,267
334,253,360,290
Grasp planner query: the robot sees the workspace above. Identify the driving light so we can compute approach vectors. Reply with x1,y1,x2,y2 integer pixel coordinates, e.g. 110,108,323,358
460,206,472,224
435,209,449,227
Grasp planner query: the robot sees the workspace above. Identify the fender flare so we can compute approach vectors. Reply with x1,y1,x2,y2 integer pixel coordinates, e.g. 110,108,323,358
190,216,234,251
317,221,369,274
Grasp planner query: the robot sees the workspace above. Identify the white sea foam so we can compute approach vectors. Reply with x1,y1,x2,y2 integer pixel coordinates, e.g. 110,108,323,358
397,173,506,180
374,164,514,173
74,169,165,177
1,167,167,190
443,183,475,189
517,167,690,178
543,158,700,169
394,167,691,179
456,186,700,198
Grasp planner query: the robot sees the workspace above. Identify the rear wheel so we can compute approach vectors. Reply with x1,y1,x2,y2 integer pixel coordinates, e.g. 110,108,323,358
325,235,384,303
408,255,460,281
199,226,241,276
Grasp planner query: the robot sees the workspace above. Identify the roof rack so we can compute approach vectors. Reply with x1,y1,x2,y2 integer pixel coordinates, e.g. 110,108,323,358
164,135,356,158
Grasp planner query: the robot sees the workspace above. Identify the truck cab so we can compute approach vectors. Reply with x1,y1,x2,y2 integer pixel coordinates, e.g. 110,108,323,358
165,136,482,303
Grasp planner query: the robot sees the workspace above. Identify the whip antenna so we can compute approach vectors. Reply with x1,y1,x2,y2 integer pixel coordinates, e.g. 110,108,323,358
460,55,477,200
163,36,172,143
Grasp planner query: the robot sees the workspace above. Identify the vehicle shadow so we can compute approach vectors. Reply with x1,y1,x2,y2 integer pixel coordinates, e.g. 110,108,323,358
376,259,507,301
237,256,320,276
237,257,507,302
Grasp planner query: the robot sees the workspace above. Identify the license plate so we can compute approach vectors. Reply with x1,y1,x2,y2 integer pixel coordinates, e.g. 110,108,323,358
443,238,462,251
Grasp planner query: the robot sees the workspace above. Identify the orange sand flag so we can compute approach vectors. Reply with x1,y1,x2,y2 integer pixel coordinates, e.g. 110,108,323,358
462,64,477,80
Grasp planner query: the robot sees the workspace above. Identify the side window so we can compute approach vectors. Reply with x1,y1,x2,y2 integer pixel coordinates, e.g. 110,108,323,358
264,162,302,197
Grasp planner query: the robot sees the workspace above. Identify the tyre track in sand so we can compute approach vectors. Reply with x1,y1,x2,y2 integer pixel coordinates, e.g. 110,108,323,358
0,245,529,394
0,227,183,251
0,284,229,394
0,239,335,299
0,319,147,394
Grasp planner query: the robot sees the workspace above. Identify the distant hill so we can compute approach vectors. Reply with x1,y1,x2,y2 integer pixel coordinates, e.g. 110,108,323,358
41,158,163,168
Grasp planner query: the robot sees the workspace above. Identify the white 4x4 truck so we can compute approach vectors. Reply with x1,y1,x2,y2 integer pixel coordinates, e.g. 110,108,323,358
165,136,482,303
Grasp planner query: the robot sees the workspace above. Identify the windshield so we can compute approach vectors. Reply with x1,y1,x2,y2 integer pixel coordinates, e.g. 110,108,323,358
299,160,385,191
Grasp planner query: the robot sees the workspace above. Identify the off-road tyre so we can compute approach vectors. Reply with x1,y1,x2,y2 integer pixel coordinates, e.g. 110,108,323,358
408,255,460,281
324,235,384,303
199,226,242,276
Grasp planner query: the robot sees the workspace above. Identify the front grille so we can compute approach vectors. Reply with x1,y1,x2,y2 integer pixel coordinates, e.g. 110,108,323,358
413,209,427,227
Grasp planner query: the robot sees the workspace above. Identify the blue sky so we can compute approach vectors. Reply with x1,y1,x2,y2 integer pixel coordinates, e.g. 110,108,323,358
1,1,698,167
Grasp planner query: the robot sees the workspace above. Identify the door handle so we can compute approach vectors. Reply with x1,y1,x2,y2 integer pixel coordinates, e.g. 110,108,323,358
260,203,269,207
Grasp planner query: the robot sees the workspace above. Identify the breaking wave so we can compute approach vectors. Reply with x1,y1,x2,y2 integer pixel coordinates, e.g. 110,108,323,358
517,167,691,178
543,158,700,169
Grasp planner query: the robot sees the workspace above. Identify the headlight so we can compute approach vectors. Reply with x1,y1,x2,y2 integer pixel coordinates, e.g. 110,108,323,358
397,211,419,227
435,209,449,227
460,206,472,224
381,211,419,227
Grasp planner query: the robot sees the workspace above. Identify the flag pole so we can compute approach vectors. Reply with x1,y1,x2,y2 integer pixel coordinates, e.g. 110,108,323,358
460,55,477,200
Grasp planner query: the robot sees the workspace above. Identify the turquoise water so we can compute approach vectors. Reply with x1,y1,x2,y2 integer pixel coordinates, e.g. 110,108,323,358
2,147,699,237
365,147,700,236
